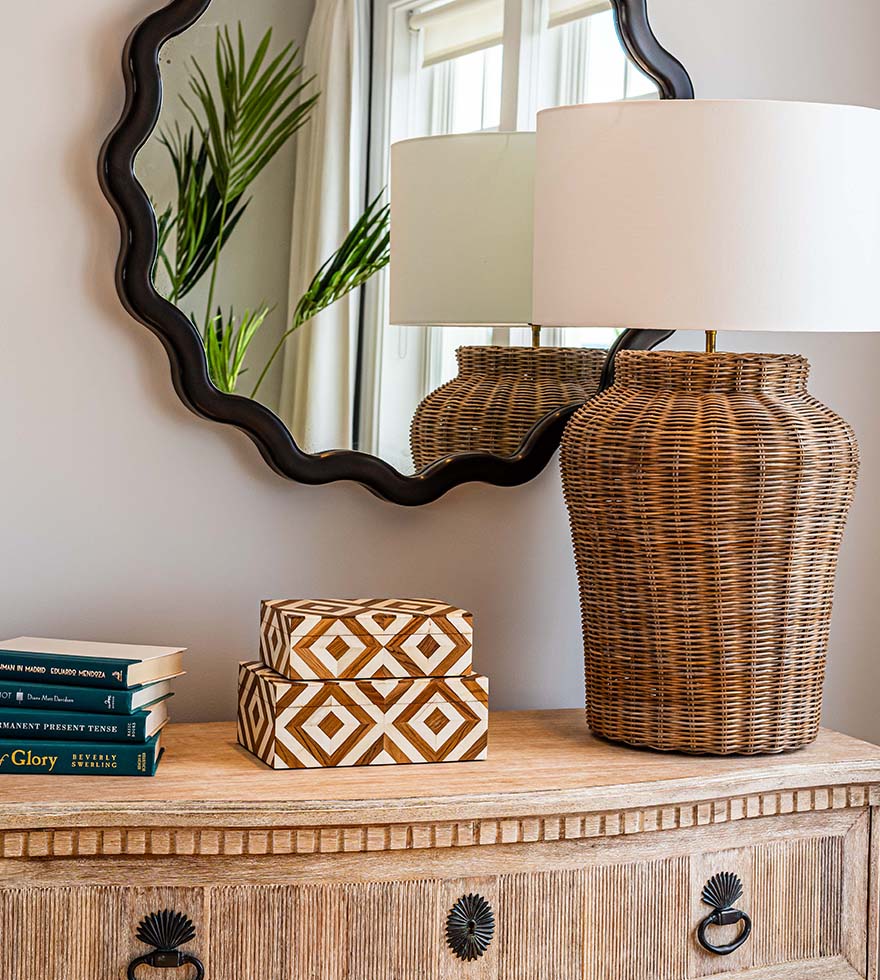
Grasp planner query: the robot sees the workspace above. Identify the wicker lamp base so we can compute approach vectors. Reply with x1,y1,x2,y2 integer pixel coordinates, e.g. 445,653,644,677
561,351,860,756
411,345,606,471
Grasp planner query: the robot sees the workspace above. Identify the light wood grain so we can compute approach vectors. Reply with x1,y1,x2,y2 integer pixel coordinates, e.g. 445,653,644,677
694,959,861,980
2,712,879,834
0,810,860,890
843,811,870,974
0,785,873,861
689,846,753,976
585,855,689,979
0,886,206,980
497,868,585,980
438,877,499,980
0,711,876,980
870,807,880,980
0,868,865,980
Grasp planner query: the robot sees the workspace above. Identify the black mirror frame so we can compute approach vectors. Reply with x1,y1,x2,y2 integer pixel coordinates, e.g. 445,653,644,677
98,0,693,506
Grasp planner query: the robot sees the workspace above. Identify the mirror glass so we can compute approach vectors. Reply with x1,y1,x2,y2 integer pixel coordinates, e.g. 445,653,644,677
135,0,657,475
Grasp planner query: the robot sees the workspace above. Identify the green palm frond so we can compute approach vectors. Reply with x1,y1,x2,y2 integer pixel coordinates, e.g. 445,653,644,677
202,305,272,394
154,201,176,287
183,25,319,203
157,123,250,300
161,124,248,295
154,23,387,401
250,192,391,398
293,195,391,326
182,24,319,329
155,24,318,313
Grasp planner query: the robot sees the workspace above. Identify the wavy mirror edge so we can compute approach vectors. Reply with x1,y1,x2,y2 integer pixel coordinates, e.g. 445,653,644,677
98,0,694,506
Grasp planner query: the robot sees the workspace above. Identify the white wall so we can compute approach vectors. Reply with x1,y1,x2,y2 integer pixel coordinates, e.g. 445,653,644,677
1,0,878,741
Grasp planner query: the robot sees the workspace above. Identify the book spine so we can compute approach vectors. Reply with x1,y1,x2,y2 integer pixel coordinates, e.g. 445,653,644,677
0,652,131,689
0,708,147,743
0,739,161,776
0,681,134,714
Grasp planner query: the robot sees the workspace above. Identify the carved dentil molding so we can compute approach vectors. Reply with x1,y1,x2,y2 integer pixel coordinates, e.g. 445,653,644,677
2,784,875,860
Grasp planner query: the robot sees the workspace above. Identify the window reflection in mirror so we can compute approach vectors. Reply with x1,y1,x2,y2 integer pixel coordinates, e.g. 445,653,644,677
134,0,656,476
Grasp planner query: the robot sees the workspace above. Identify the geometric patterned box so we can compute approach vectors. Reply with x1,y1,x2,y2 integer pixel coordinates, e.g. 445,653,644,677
259,598,473,681
237,661,488,769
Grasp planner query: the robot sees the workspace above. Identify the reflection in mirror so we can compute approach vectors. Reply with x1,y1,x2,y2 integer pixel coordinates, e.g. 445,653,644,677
390,131,609,465
135,0,657,475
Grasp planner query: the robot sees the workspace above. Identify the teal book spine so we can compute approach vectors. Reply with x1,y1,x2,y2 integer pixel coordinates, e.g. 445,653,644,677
0,707,153,743
0,651,135,689
0,734,162,776
0,679,148,714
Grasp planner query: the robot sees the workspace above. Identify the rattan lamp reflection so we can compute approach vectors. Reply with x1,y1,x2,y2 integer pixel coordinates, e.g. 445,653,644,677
533,99,880,755
390,133,605,470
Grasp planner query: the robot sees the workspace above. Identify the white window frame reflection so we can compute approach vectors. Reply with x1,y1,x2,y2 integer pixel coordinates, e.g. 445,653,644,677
360,0,656,462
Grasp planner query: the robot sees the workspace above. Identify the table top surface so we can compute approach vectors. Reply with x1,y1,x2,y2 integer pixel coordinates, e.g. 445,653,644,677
2,710,879,826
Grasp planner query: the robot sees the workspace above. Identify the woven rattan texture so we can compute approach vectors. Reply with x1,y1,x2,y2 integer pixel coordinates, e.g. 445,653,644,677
561,351,860,755
411,345,606,470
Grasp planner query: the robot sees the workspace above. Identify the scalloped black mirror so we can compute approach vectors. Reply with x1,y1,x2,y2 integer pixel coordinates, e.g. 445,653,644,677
99,0,692,504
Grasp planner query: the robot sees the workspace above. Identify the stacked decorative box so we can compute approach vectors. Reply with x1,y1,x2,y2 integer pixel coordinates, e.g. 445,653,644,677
238,599,488,769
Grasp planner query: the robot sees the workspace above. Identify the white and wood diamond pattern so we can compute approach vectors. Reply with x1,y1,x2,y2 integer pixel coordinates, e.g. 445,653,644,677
260,598,473,680
238,662,488,769
237,662,277,762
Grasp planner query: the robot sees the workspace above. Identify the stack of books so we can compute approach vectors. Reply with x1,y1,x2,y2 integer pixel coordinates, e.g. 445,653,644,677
0,637,185,776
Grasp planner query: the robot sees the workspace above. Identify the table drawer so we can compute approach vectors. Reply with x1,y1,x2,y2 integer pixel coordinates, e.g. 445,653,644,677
0,809,871,979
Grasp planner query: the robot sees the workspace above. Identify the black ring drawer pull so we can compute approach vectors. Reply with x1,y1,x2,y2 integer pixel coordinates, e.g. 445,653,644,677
446,893,495,961
697,873,752,956
127,910,205,979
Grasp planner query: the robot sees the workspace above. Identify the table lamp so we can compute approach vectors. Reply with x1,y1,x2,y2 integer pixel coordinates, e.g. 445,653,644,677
532,99,880,754
390,132,606,469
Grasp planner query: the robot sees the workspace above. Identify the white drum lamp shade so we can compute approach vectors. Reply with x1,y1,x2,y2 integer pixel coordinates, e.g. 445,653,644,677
532,99,880,333
390,132,535,327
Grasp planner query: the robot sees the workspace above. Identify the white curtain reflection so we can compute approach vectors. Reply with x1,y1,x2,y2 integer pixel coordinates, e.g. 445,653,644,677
279,0,370,449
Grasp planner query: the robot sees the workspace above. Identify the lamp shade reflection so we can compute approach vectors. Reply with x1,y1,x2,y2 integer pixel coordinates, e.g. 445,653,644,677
390,131,604,468
390,132,534,328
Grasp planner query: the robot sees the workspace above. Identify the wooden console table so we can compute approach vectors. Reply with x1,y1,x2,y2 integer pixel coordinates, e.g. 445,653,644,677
1,709,879,979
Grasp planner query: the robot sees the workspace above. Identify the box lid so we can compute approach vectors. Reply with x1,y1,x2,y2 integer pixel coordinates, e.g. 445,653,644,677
262,599,472,639
260,598,473,680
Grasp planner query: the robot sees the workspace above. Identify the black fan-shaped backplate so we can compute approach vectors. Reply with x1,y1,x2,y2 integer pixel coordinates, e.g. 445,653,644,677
702,872,745,912
136,909,197,952
446,893,496,961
